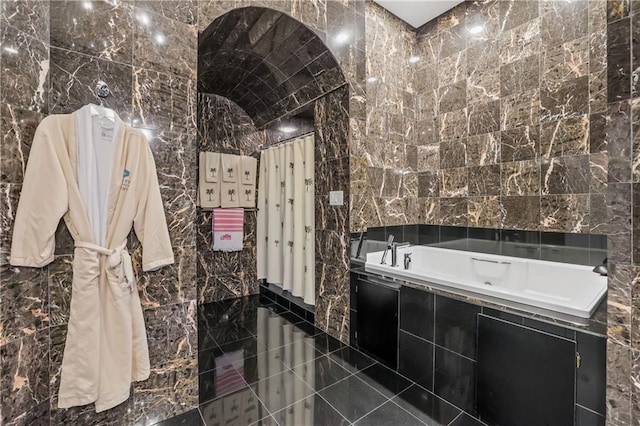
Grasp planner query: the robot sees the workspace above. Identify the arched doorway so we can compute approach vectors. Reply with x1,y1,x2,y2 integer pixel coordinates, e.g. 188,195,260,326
196,6,350,338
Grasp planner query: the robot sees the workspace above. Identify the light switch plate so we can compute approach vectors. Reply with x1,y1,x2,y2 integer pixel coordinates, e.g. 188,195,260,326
329,191,344,206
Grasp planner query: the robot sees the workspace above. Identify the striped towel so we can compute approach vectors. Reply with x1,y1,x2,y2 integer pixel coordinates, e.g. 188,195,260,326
213,208,244,252
215,350,245,396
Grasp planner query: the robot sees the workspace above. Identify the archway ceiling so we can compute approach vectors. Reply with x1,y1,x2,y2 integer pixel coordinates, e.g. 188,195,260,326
198,7,345,128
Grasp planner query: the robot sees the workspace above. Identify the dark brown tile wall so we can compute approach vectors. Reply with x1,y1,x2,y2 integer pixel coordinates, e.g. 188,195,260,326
606,1,640,424
353,0,607,235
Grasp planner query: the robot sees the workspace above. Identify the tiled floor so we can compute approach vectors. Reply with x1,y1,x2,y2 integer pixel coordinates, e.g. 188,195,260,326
154,295,486,426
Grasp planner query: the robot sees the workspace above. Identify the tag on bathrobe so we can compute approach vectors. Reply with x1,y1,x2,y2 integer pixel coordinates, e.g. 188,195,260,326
99,123,114,142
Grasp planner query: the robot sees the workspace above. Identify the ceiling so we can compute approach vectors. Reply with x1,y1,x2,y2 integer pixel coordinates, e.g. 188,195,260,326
373,0,466,28
198,7,346,128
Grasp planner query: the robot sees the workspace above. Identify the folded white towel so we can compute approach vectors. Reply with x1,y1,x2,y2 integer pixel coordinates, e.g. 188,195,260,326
220,181,239,208
205,152,220,183
199,152,220,209
240,155,257,185
213,208,244,252
221,154,238,182
238,156,257,208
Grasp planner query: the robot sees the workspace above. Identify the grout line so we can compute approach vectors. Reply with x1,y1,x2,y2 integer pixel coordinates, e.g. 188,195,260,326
197,406,206,425
575,403,606,417
447,411,464,426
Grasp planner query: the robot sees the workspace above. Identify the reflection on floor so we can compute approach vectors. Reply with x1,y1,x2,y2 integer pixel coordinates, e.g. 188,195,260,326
153,295,486,426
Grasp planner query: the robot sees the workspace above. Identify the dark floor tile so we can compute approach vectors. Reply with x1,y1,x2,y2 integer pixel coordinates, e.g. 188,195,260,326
272,394,350,426
575,405,605,426
200,387,270,426
327,347,378,374
198,330,219,352
293,353,353,392
318,375,389,423
305,332,346,355
356,363,412,399
253,370,315,413
450,413,487,426
208,324,256,346
398,331,434,391
267,339,324,369
434,347,477,414
392,385,462,426
354,400,427,426
199,368,248,404
152,408,203,426
250,415,279,425
198,345,225,374
240,354,289,385
292,319,324,337
217,335,267,358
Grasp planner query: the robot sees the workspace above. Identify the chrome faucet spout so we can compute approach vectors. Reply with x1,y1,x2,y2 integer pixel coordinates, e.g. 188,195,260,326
391,242,410,267
592,257,607,276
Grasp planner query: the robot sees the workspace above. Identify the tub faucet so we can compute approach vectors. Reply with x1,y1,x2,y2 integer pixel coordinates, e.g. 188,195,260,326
380,235,395,265
404,252,412,270
592,257,608,276
391,242,411,267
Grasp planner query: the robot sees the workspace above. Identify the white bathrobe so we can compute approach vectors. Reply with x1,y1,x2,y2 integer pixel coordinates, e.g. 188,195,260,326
9,104,174,412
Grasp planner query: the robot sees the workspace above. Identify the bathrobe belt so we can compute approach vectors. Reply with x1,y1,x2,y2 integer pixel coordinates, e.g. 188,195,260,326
75,240,136,293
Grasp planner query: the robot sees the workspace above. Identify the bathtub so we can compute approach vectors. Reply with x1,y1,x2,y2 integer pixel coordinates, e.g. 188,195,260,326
365,245,607,319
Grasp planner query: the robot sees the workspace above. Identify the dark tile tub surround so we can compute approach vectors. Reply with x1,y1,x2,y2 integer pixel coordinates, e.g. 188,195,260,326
360,224,607,266
350,277,607,424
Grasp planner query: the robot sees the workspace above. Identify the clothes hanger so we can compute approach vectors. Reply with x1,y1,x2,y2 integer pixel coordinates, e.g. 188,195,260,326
90,80,116,122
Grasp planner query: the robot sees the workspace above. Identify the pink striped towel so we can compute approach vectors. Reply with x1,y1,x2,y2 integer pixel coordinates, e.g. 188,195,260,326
212,208,244,252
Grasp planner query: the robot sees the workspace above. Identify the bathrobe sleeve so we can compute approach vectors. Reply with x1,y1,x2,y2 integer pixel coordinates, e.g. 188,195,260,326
133,142,174,272
10,120,68,267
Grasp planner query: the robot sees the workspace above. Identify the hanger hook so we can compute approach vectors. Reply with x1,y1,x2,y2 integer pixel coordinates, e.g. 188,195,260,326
95,80,110,99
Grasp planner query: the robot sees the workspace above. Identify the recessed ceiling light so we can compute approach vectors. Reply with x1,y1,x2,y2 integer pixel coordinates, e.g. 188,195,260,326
409,55,420,64
468,25,484,34
136,12,151,26
279,126,297,133
3,46,19,55
154,33,166,45
82,1,93,10
334,30,350,44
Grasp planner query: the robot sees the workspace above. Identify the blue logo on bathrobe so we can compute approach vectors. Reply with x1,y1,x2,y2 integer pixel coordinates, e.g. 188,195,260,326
121,169,131,191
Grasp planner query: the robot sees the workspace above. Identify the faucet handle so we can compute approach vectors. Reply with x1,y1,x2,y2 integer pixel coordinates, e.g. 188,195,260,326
387,234,395,247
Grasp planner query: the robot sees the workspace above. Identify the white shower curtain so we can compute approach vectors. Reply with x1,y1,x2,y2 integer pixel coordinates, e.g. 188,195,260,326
257,134,315,305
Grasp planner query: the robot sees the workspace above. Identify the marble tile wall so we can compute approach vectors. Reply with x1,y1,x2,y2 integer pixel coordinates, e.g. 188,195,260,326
354,0,608,236
605,1,640,424
1,0,198,424
196,93,262,305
